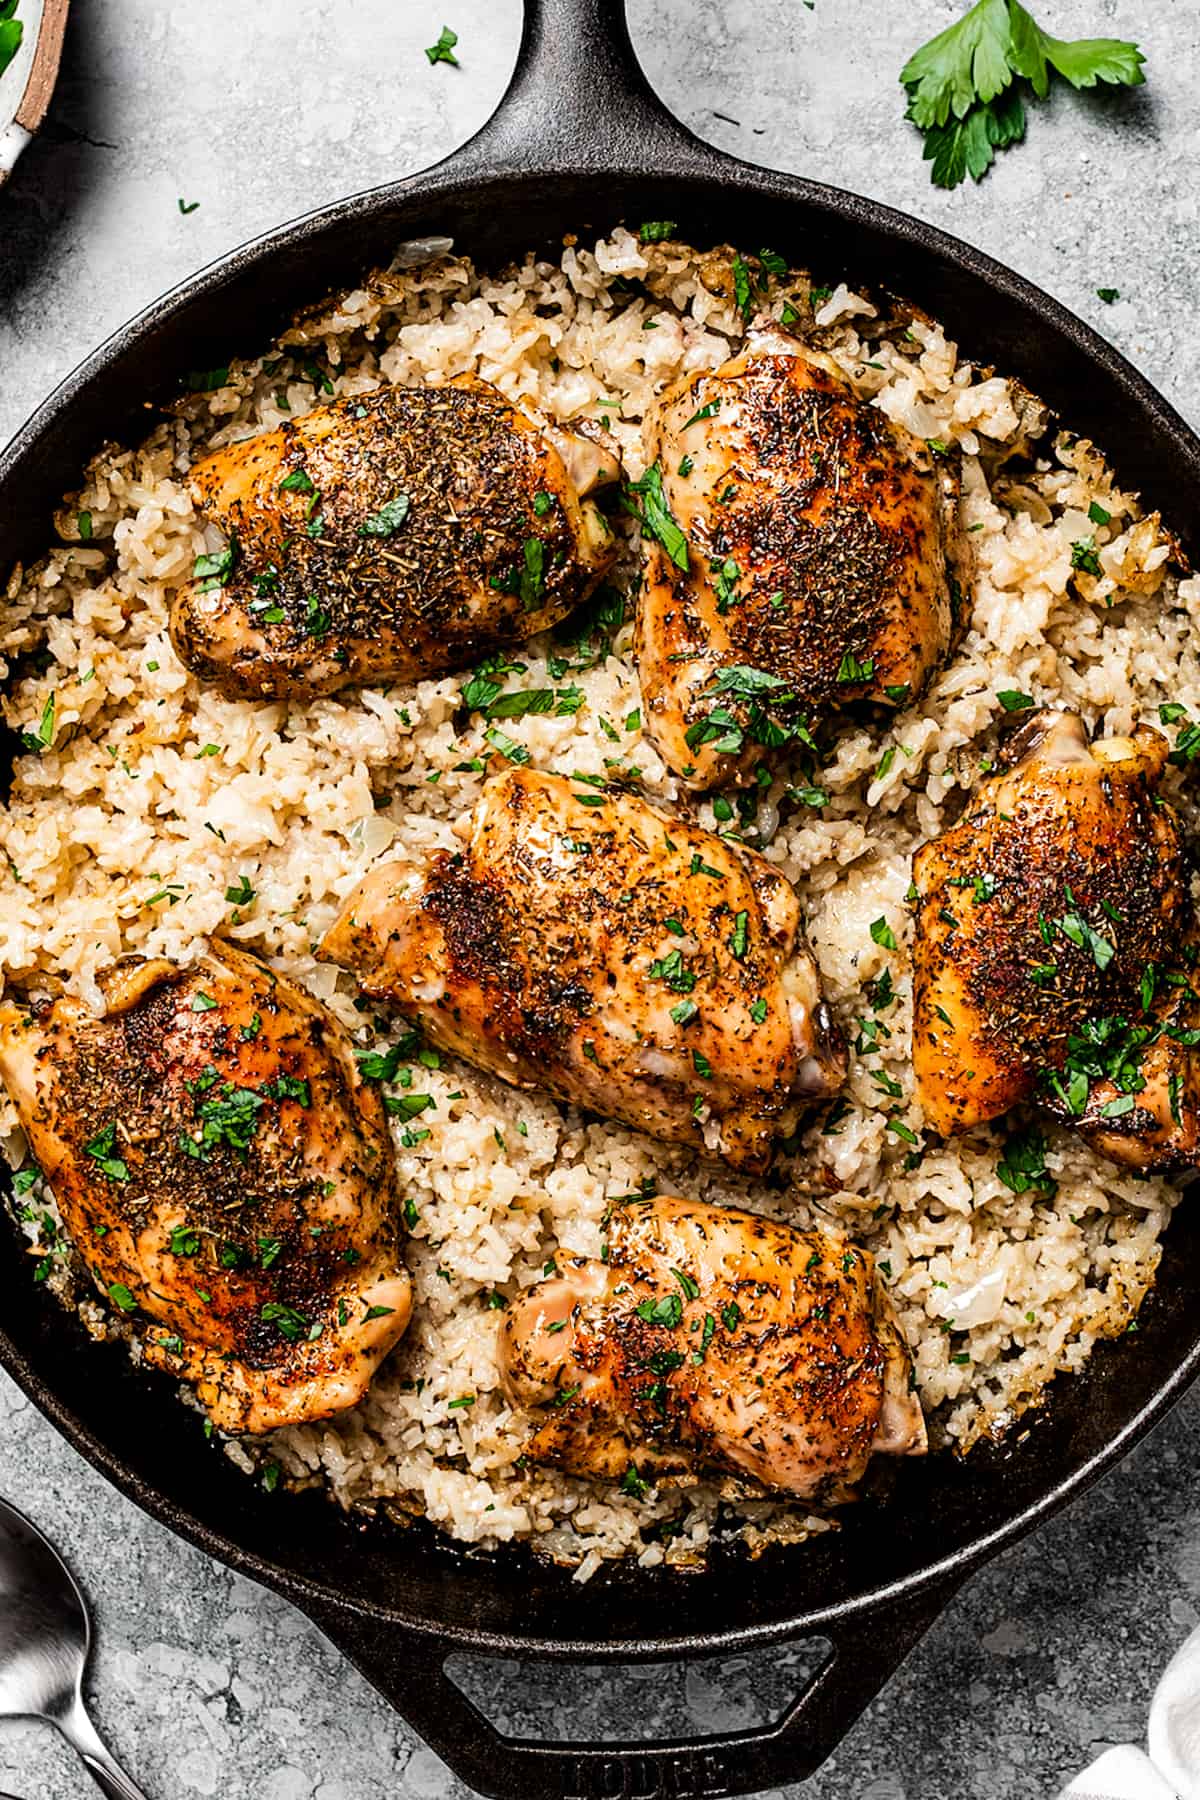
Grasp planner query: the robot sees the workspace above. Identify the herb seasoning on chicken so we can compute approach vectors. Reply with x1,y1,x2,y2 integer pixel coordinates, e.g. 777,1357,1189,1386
912,709,1200,1171
320,767,845,1173
500,1193,926,1501
0,942,412,1432
171,376,620,700
634,328,972,788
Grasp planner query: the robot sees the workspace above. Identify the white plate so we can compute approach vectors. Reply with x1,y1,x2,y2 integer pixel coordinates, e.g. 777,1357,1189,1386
0,0,69,187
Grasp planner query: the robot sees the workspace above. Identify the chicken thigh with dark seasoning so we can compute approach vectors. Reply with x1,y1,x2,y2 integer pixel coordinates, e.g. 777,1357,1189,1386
320,767,845,1174
171,376,620,700
635,328,971,789
912,709,1200,1171
499,1192,926,1501
0,942,412,1432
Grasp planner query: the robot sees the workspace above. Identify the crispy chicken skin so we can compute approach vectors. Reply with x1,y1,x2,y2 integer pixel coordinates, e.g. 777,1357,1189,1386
912,709,1200,1170
499,1193,925,1502
0,942,412,1433
320,768,845,1174
171,376,620,701
636,329,971,789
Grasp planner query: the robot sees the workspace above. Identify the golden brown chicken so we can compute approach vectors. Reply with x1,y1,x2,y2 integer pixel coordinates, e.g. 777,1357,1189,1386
170,377,620,700
634,328,971,789
320,767,845,1174
912,709,1200,1171
0,942,412,1432
500,1193,925,1501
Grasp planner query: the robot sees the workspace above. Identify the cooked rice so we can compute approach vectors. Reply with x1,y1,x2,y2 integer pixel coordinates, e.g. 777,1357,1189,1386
2,228,1193,1572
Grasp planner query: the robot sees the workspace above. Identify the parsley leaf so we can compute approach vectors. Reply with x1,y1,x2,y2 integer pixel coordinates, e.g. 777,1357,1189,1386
358,494,411,538
425,24,459,66
997,1126,1057,1196
84,1123,130,1184
900,0,1144,190
625,464,689,571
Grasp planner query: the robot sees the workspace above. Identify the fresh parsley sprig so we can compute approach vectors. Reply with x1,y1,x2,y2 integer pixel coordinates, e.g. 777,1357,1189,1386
901,0,1145,189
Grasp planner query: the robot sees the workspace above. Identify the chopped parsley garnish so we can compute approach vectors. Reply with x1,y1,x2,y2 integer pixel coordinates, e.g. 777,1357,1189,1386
378,1093,434,1130
485,725,531,766
900,0,1145,190
638,220,677,243
258,1236,283,1270
304,594,332,638
997,688,1034,711
225,875,256,907
425,24,459,65
265,1074,312,1107
358,494,411,538
1071,538,1103,576
625,464,689,571
720,1300,741,1332
870,916,897,951
278,468,316,495
836,649,875,684
681,399,721,431
1088,499,1112,526
1056,895,1114,971
108,1282,138,1314
20,693,56,754
728,910,749,961
261,1301,310,1343
84,1123,129,1183
636,1294,683,1328
620,1464,650,1497
169,1226,200,1257
997,1126,1057,1196
519,536,545,610
194,538,238,589
181,1086,266,1160
649,948,695,993
186,367,228,392
732,253,754,320
1096,286,1121,304
684,664,815,761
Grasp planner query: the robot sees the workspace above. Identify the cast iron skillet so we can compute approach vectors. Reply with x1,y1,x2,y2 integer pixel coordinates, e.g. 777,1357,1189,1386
3,2,1200,1795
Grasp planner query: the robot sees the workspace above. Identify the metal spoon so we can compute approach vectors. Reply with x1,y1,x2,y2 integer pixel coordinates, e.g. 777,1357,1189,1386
0,1497,151,1800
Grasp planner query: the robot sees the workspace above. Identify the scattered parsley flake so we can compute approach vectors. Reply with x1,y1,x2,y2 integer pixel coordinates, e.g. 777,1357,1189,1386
425,24,459,65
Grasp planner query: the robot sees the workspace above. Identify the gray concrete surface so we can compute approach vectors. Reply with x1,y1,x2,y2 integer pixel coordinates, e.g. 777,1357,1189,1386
2,1,1199,1795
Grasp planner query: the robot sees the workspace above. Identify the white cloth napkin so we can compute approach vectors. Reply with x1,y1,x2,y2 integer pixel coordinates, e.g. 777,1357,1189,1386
1061,1626,1200,1799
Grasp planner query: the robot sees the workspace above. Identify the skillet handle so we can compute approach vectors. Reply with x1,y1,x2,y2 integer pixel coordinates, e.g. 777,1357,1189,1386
455,0,721,176
301,1574,959,1800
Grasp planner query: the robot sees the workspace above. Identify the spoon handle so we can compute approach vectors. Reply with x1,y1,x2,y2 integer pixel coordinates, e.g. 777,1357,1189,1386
57,1695,153,1800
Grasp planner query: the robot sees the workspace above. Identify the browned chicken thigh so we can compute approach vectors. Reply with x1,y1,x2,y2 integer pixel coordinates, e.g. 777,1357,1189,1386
912,709,1200,1171
500,1193,926,1501
635,329,971,789
171,377,620,700
320,768,845,1174
0,942,412,1432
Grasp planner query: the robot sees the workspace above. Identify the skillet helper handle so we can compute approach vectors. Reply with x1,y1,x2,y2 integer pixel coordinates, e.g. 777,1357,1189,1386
458,0,716,176
303,1576,958,1800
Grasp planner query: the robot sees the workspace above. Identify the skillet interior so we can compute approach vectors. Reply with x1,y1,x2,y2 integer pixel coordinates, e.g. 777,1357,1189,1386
4,0,1200,1786
4,154,1200,1646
